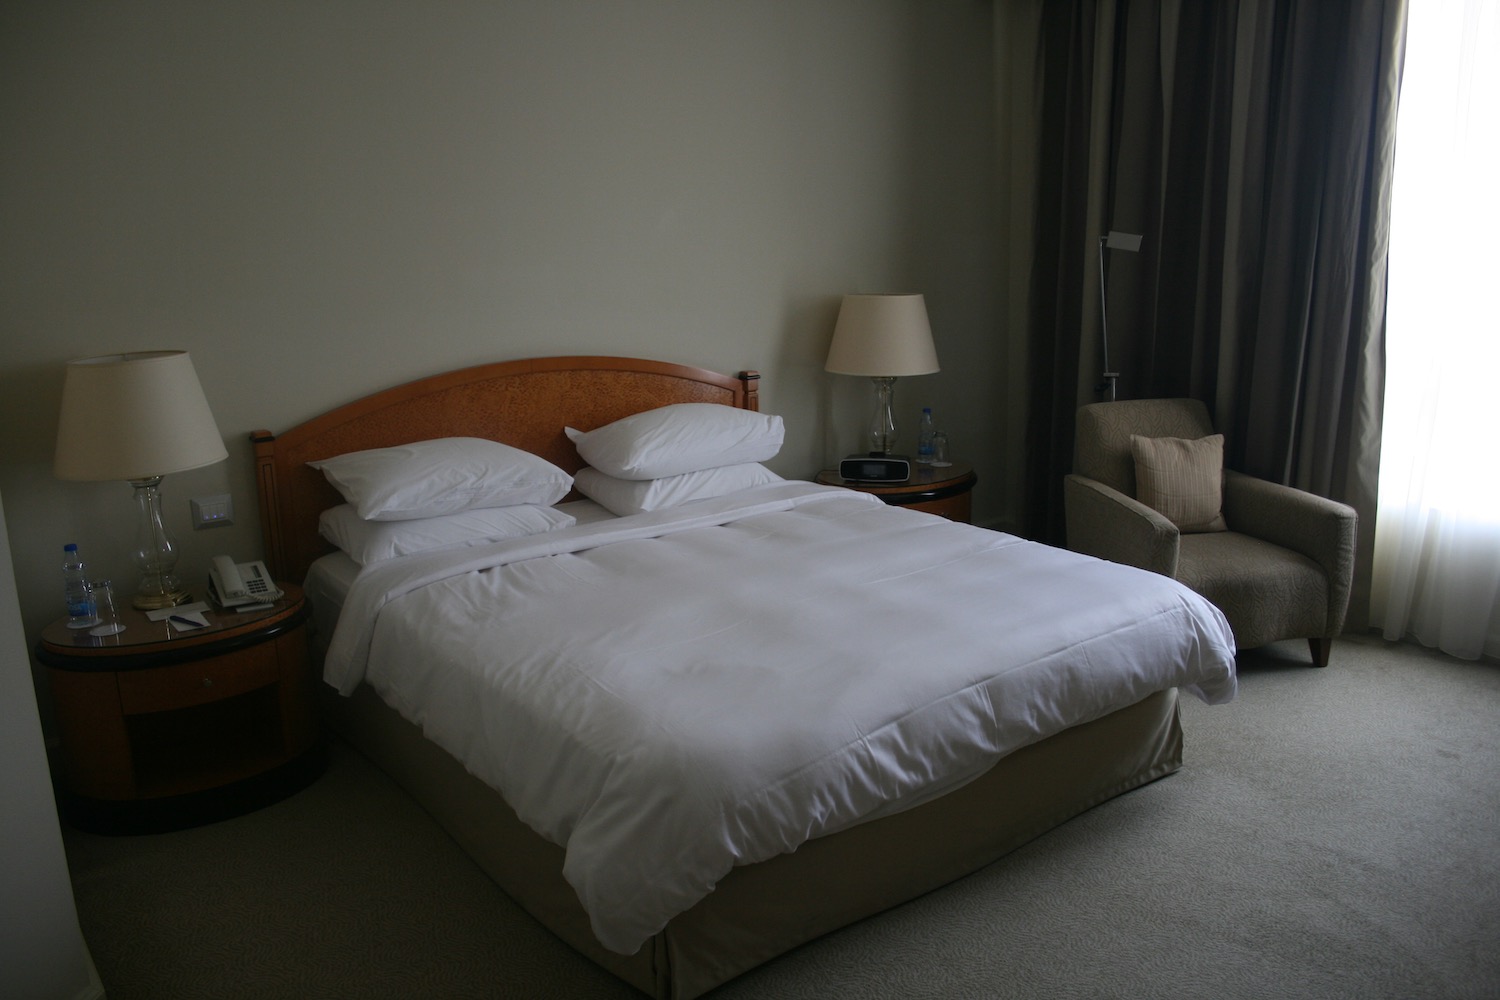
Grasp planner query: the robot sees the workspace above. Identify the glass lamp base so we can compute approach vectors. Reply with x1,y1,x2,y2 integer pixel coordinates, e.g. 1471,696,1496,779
132,587,190,611
130,476,190,611
867,376,898,456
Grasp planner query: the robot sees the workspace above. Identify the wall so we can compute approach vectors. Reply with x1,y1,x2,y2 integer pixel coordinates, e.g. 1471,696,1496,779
0,2,1002,729
0,490,102,1000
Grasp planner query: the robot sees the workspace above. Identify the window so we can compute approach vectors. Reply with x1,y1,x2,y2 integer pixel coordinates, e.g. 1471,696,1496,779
1372,0,1500,660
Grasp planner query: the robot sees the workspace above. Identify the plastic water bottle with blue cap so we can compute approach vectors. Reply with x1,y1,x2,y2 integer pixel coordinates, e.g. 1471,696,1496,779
63,543,99,629
916,407,936,465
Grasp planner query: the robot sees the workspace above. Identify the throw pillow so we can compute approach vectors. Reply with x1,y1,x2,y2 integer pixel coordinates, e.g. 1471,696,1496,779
1130,433,1228,533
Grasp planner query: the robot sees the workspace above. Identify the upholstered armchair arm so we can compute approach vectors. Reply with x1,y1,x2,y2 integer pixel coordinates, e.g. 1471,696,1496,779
1221,469,1359,633
1063,474,1181,578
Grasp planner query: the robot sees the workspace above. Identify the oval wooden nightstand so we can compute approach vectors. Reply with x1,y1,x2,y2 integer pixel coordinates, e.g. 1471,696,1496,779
815,461,977,523
37,582,324,834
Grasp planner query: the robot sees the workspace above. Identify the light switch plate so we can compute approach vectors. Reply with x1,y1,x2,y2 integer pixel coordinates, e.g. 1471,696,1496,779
191,494,234,529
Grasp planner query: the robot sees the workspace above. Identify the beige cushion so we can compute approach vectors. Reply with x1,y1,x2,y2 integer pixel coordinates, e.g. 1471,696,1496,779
1130,434,1228,533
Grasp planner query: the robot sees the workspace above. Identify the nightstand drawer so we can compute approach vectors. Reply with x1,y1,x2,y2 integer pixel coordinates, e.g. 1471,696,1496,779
117,643,279,715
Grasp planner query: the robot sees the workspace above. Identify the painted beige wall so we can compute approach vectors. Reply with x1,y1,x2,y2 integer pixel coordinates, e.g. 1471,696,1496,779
1,2,1003,729
0,489,102,1000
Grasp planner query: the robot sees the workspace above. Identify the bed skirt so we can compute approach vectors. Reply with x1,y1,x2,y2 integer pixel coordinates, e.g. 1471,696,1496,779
320,682,1182,999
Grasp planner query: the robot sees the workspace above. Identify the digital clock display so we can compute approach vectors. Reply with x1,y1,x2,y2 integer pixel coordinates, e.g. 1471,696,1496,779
839,455,910,482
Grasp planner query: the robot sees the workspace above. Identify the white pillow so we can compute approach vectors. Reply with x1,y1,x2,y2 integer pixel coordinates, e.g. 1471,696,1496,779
308,437,572,521
318,503,576,565
564,403,784,481
574,463,783,517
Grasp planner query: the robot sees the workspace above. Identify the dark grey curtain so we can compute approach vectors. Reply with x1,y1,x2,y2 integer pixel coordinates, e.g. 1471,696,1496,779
999,0,1403,627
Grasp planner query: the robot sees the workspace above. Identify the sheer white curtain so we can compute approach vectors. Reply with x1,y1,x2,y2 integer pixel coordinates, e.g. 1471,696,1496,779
1372,0,1500,660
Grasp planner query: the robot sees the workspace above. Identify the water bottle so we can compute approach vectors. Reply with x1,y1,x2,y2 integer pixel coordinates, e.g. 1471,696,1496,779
916,407,936,464
63,543,99,629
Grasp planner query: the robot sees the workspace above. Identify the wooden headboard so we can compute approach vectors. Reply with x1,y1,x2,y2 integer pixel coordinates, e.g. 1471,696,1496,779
252,356,760,583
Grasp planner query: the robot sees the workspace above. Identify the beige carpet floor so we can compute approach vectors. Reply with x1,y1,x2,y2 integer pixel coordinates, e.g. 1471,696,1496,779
63,634,1500,999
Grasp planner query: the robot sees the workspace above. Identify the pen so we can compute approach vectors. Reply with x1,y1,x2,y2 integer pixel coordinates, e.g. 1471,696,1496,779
170,615,206,629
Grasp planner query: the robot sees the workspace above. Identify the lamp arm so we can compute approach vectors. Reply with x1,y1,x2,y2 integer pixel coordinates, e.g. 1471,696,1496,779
1096,236,1118,402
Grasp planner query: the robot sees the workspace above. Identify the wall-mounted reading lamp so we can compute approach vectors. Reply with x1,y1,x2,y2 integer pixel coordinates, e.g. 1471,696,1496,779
1096,230,1143,402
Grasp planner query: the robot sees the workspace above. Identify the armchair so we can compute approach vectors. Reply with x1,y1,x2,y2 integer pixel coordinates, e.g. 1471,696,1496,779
1063,399,1357,666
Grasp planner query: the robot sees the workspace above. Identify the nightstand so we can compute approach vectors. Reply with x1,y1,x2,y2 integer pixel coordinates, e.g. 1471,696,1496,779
815,460,977,523
37,582,323,834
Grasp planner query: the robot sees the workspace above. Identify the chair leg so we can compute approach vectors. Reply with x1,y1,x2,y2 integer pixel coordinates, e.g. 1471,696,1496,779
1308,636,1332,667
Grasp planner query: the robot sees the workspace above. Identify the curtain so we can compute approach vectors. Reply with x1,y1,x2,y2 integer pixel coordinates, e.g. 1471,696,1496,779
997,1,1403,631
1371,0,1500,661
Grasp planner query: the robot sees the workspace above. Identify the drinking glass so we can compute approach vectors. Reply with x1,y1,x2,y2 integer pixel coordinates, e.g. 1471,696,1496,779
931,430,952,467
88,579,127,637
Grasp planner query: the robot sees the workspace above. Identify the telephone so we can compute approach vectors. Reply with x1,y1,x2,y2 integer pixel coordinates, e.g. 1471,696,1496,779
208,555,283,608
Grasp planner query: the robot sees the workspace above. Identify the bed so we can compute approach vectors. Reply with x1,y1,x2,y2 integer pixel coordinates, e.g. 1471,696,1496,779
252,355,1236,999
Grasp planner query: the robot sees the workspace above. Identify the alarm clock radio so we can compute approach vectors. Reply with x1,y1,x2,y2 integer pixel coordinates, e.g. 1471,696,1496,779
839,454,911,482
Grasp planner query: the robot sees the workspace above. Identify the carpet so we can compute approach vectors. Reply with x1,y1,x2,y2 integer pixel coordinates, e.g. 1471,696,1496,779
63,634,1500,999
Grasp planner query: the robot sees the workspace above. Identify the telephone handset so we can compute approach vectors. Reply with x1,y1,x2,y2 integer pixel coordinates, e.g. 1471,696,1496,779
208,555,283,608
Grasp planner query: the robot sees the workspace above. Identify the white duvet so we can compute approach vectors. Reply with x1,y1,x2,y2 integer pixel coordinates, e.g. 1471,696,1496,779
324,482,1237,954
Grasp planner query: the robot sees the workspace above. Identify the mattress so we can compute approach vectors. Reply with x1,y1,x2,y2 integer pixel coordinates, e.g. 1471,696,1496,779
316,482,1237,954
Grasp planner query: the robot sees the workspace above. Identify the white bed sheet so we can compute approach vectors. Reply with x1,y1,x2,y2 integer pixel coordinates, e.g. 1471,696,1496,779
321,482,1237,955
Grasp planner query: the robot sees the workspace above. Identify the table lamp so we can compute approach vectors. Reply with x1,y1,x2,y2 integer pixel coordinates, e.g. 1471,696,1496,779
54,351,229,610
824,293,939,455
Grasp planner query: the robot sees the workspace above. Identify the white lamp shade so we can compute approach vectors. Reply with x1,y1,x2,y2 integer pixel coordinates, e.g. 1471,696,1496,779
54,351,228,481
824,293,940,377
